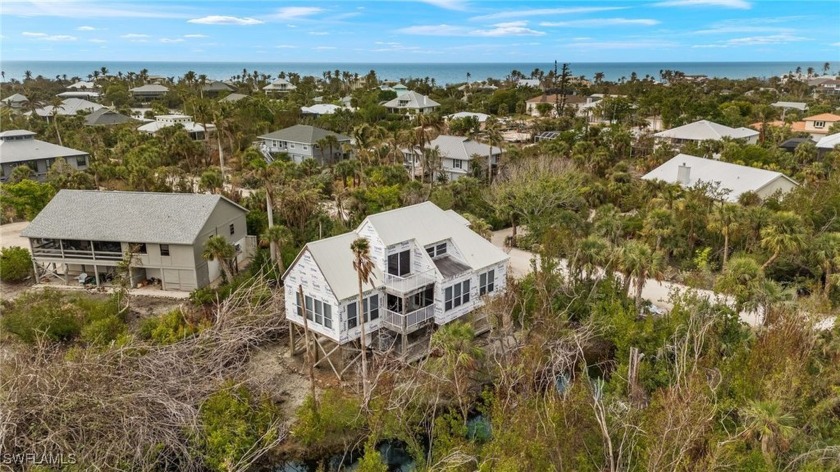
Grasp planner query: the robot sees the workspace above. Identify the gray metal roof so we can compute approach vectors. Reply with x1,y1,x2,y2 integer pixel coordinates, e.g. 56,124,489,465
642,153,798,202
816,132,840,149
428,135,499,161
34,98,104,117
84,108,135,126
130,84,169,93
383,91,440,110
771,101,808,111
0,131,89,164
21,190,247,245
434,256,471,278
654,120,759,141
258,125,350,144
202,81,235,92
298,232,382,301
1,93,29,104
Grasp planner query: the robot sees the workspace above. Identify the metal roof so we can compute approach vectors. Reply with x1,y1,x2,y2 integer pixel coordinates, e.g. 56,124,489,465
258,124,350,144
770,101,808,111
428,135,499,161
34,98,104,117
84,108,135,126
299,232,382,301
447,112,490,123
130,84,169,93
654,120,759,141
363,202,509,270
816,132,840,149
220,93,248,102
21,190,247,245
0,131,89,164
383,91,440,110
642,153,798,202
1,93,29,104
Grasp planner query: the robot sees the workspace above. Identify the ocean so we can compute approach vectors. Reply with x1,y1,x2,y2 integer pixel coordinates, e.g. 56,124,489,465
0,61,832,85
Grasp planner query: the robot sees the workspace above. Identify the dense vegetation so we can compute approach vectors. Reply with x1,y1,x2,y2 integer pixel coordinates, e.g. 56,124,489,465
0,65,838,470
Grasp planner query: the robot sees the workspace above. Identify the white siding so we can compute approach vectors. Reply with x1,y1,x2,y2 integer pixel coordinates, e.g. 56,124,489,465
357,220,387,274
284,249,341,342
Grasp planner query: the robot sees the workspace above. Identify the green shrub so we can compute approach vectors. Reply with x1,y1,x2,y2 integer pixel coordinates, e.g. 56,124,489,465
0,246,32,283
197,382,282,471
1,289,82,343
292,388,365,447
138,308,207,345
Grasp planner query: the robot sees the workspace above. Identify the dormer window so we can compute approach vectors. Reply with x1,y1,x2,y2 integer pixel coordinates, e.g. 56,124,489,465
426,242,447,258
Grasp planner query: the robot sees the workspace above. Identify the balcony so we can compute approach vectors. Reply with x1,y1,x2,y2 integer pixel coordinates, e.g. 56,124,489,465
384,269,436,295
31,239,124,262
382,305,435,334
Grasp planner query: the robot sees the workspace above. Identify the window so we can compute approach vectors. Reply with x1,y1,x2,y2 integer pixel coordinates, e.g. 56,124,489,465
426,242,447,258
452,159,463,169
297,293,334,329
444,280,471,311
129,243,147,254
229,223,235,235
160,244,170,256
347,294,379,329
76,156,87,167
479,269,495,295
387,250,410,276
814,121,826,128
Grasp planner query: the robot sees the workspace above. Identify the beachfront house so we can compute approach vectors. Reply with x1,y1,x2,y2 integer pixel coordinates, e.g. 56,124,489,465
642,153,798,202
258,124,351,164
654,120,759,147
384,91,440,115
263,78,297,95
283,201,508,362
0,130,89,182
22,190,254,291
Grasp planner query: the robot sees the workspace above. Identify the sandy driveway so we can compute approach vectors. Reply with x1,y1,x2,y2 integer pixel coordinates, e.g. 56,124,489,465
0,221,30,250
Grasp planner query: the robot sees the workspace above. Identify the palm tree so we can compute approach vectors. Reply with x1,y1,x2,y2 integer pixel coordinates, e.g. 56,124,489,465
428,320,484,425
707,203,741,266
619,240,665,307
48,96,64,146
317,134,340,164
642,208,674,253
812,232,840,298
351,237,376,403
260,224,293,274
741,400,797,464
202,235,236,283
760,211,806,270
484,117,503,183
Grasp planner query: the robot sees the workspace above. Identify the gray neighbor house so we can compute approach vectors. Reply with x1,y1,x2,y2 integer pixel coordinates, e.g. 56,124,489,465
0,130,90,182
258,125,351,164
22,190,254,291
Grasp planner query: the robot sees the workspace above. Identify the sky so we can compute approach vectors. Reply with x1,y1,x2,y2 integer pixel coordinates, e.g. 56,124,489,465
1,0,838,63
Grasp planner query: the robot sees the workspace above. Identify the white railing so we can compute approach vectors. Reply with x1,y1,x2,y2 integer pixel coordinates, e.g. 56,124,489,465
382,305,435,333
384,269,436,294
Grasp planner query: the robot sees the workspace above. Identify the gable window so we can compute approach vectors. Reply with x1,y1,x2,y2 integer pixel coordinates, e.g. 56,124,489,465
452,159,463,169
160,244,170,256
814,121,826,128
425,242,447,259
229,223,235,235
347,294,379,329
387,250,410,276
444,279,471,311
479,269,495,295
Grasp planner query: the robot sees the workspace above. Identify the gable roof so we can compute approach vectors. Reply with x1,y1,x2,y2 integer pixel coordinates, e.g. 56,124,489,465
803,113,840,122
263,78,296,91
816,132,840,149
0,131,89,164
654,120,759,141
362,201,508,271
21,190,247,245
1,93,29,104
642,153,798,202
428,135,499,161
258,124,350,144
295,232,382,301
383,91,440,110
84,108,135,126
